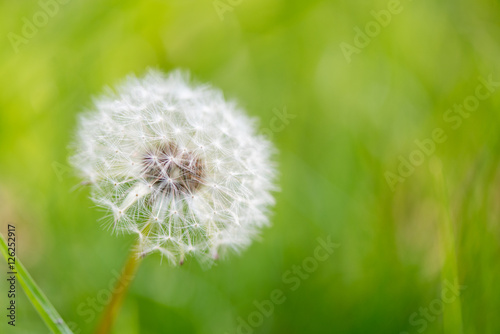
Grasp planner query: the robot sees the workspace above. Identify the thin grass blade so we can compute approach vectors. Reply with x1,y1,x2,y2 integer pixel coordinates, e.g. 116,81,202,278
0,233,73,334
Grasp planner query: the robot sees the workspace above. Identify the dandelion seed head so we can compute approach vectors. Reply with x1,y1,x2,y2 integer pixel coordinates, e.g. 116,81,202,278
71,69,277,266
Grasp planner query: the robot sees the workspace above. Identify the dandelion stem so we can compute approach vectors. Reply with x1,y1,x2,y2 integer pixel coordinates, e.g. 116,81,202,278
94,242,143,334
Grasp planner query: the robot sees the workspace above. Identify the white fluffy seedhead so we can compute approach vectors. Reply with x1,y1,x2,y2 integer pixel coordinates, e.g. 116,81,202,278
71,69,277,266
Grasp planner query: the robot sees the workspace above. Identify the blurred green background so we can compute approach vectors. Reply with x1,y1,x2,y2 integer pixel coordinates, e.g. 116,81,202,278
1,0,500,333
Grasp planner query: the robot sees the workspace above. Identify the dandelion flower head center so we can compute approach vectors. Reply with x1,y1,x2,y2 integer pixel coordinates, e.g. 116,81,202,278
142,142,204,196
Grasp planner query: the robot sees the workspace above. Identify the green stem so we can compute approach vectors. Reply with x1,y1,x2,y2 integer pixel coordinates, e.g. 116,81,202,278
94,243,143,334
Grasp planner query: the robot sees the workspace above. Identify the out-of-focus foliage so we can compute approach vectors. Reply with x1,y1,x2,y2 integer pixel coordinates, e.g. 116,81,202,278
1,0,499,333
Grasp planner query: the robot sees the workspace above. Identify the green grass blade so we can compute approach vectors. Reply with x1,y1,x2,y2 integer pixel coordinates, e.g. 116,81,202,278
430,159,464,334
0,233,73,334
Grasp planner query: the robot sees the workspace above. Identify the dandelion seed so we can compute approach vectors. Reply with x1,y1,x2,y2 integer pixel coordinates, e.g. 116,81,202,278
71,69,277,265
